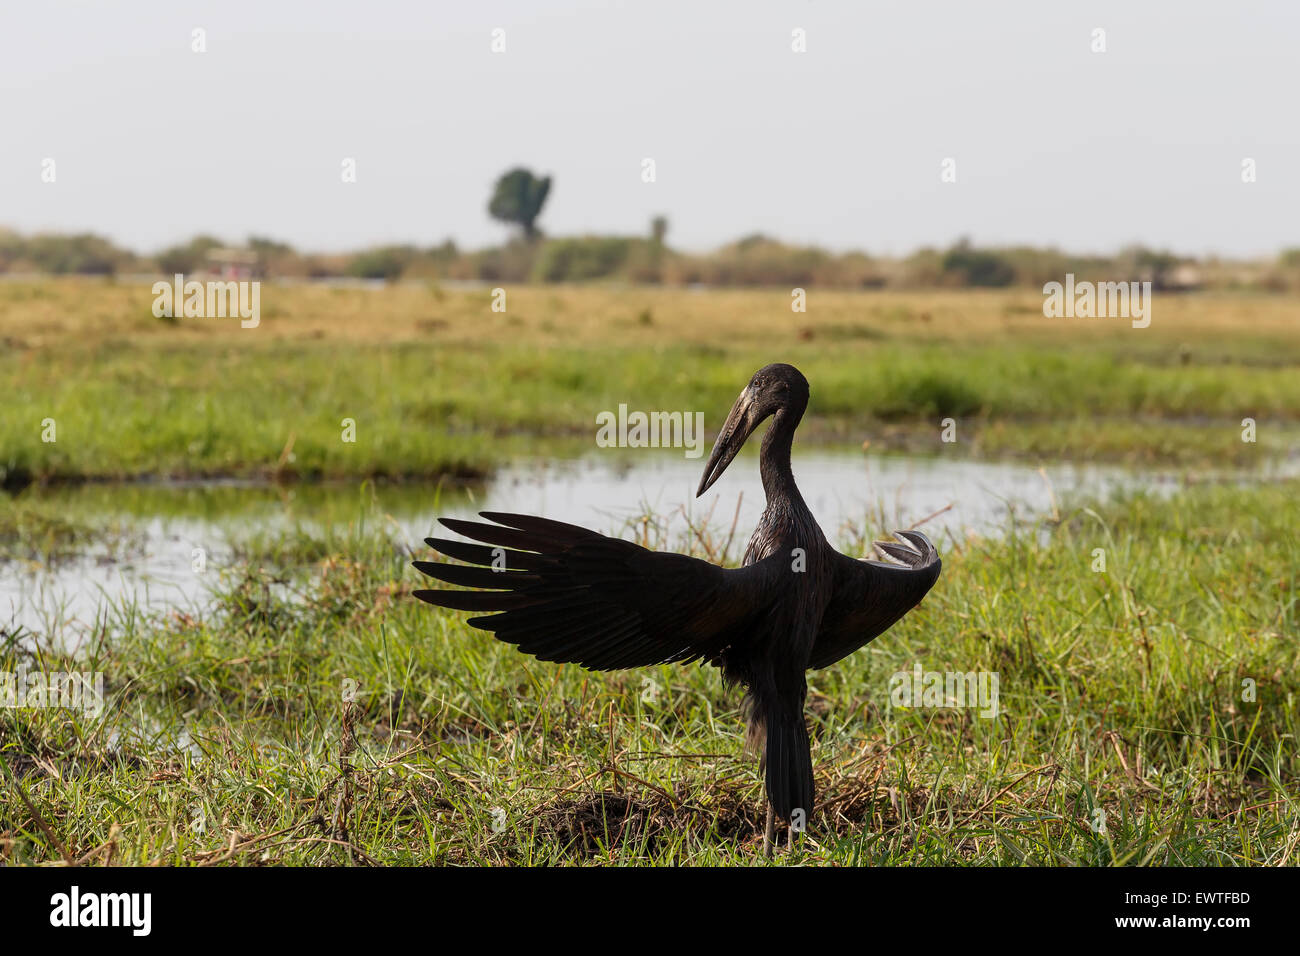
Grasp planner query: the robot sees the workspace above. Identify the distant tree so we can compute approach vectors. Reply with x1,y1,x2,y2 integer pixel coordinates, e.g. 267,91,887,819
346,245,416,281
427,239,459,262
246,236,300,276
246,236,295,258
643,215,670,282
735,232,772,251
1116,245,1182,289
27,233,126,275
940,238,1015,287
488,168,552,240
650,215,668,247
531,237,635,281
156,235,223,275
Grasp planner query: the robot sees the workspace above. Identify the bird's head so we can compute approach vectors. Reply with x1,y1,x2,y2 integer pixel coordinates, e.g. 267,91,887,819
696,363,809,496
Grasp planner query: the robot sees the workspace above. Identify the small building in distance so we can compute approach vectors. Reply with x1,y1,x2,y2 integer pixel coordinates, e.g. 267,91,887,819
1165,263,1203,291
204,247,261,280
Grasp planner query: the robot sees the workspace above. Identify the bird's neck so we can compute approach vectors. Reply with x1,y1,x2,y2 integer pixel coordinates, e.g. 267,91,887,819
759,407,806,509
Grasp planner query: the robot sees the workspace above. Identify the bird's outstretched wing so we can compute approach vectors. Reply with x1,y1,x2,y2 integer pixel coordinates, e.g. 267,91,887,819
808,530,941,670
413,511,780,671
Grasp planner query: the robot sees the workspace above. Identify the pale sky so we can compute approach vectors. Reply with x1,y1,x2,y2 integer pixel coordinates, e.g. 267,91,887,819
2,0,1297,257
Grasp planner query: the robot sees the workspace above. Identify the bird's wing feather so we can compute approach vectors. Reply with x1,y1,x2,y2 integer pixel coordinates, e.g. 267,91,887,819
413,511,781,671
808,530,941,669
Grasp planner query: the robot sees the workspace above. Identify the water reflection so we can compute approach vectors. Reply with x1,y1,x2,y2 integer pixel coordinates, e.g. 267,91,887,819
0,449,1279,643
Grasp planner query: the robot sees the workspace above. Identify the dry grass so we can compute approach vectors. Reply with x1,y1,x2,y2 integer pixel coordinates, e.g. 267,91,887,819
3,278,1298,352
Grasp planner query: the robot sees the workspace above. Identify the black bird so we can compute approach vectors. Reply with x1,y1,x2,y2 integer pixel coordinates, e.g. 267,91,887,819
413,363,941,852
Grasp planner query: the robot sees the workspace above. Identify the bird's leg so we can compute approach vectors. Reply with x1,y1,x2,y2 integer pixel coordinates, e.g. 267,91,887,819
763,803,775,858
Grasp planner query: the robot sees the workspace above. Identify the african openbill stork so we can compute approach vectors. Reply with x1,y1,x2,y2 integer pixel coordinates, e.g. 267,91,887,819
413,363,941,853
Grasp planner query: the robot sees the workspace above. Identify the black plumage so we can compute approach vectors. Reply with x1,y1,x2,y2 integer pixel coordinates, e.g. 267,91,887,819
414,363,941,850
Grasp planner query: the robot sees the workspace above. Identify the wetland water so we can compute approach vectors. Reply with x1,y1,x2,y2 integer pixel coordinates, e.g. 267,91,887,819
3,449,1291,644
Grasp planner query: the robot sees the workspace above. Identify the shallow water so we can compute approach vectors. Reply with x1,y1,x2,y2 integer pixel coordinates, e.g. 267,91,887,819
2,449,1292,645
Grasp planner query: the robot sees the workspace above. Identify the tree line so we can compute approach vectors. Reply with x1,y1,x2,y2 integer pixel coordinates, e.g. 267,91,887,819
3,167,1298,290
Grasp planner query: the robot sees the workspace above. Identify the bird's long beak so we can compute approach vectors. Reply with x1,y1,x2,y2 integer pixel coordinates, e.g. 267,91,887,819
696,386,760,497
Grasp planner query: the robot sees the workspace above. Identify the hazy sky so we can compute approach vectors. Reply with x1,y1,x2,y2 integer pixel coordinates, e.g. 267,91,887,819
2,1,1297,257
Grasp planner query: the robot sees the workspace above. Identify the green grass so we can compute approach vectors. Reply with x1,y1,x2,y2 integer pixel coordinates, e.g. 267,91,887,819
3,281,1299,485
3,481,1297,865
4,339,1294,483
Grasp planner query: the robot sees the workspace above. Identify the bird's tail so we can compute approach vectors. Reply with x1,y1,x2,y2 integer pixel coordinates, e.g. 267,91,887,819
748,693,815,822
